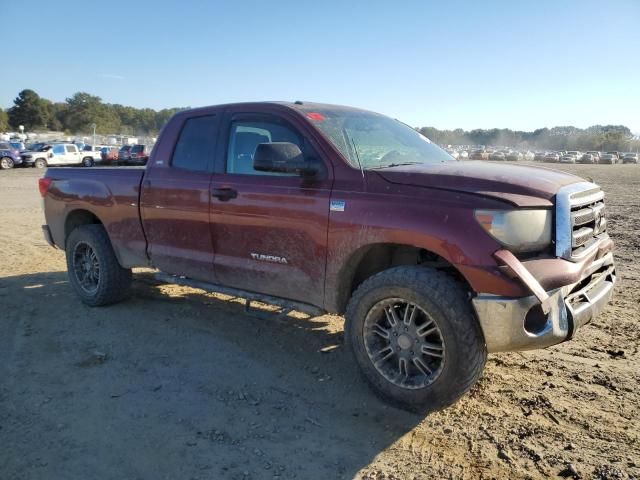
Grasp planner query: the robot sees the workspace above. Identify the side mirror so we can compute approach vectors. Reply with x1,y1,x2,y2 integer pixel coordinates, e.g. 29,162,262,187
253,142,318,177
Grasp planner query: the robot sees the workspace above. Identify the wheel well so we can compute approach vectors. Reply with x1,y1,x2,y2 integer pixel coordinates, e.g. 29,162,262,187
64,210,102,245
336,243,470,313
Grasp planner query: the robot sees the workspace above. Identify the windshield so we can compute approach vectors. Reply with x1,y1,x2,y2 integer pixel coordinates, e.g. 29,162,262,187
131,145,144,153
301,107,454,169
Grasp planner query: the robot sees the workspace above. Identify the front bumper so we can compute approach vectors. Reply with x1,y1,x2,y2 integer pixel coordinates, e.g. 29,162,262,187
472,251,616,353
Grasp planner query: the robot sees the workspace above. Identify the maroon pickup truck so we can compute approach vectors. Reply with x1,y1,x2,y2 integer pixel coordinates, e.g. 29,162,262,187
39,102,616,412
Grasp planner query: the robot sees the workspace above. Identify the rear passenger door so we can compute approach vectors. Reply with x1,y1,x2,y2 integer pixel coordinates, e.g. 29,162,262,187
140,113,220,283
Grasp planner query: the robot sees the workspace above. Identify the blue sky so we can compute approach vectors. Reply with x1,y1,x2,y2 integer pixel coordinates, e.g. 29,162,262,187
5,0,640,132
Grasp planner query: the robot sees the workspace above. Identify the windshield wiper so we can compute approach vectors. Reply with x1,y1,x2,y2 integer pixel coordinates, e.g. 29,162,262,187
370,162,423,169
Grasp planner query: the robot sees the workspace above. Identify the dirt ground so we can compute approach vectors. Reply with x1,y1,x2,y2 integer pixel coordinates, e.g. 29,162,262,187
0,164,638,480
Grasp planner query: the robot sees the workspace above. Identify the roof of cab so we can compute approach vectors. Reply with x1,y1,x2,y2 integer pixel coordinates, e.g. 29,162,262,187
173,100,373,117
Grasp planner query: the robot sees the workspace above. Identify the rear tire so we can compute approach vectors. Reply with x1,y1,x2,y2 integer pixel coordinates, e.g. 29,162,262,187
82,157,94,167
0,156,14,169
345,266,487,413
65,224,132,306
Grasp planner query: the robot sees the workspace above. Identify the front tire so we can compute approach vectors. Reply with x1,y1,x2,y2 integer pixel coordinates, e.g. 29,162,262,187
0,156,14,169
65,224,132,306
345,266,487,413
34,158,47,169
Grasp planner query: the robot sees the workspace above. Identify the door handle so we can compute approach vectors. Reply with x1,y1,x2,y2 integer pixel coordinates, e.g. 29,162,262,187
211,187,238,201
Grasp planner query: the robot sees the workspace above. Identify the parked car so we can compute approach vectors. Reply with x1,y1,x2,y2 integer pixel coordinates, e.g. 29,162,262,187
622,153,638,164
21,143,84,168
100,146,119,164
560,153,577,164
544,152,559,163
0,146,23,169
0,142,24,169
469,150,489,160
598,153,617,164
579,153,596,164
39,101,617,413
586,151,600,162
81,145,109,167
533,152,546,162
458,150,469,159
118,145,132,163
606,152,622,162
506,151,522,161
128,144,151,165
489,151,505,161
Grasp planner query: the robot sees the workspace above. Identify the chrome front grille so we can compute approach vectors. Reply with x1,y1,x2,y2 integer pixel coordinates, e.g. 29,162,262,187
555,182,607,260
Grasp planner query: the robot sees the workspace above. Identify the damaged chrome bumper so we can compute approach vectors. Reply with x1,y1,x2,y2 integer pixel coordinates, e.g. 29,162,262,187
472,251,616,353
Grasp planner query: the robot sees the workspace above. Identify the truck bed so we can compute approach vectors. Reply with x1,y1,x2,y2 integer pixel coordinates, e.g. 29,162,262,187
43,167,149,268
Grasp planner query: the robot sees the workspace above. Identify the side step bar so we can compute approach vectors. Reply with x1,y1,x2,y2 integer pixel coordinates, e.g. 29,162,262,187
154,272,326,318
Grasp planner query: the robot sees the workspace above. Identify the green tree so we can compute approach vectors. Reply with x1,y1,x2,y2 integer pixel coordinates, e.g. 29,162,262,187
0,109,9,132
8,89,47,130
40,99,64,131
64,92,120,134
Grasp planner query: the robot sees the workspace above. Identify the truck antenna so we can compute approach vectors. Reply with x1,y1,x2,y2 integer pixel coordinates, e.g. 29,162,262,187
351,136,365,179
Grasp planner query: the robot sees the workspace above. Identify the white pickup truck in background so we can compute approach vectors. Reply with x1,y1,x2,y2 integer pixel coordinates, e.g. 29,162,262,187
21,143,85,168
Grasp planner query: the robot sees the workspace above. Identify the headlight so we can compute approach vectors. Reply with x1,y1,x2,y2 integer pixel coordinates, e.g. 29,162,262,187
474,209,552,252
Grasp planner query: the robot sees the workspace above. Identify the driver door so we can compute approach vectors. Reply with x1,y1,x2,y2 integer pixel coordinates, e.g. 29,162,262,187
209,109,332,307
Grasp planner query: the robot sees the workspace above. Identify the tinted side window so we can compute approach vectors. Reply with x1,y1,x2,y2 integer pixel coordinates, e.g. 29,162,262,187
52,145,65,154
226,120,302,176
171,115,218,172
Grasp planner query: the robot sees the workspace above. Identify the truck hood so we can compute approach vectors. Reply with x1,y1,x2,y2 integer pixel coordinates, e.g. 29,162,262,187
374,161,585,207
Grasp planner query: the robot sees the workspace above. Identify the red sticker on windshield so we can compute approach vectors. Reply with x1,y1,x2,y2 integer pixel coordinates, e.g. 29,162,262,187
306,112,325,121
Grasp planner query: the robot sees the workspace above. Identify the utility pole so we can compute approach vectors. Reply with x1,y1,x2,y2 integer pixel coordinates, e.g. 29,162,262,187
91,123,96,147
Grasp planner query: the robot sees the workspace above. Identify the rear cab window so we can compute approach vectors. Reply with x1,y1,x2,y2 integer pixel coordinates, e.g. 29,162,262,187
171,115,219,172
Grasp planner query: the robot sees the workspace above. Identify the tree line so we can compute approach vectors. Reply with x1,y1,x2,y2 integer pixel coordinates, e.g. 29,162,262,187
1,89,186,136
419,125,638,152
1,89,637,151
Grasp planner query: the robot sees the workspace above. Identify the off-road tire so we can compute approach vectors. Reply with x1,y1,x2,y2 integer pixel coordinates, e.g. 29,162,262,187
0,156,14,169
65,224,132,306
345,266,487,413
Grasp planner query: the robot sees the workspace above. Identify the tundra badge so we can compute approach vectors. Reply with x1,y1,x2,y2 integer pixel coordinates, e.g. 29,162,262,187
250,253,288,264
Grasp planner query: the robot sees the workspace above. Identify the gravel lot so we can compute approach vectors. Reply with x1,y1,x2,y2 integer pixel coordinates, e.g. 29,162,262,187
0,164,638,480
